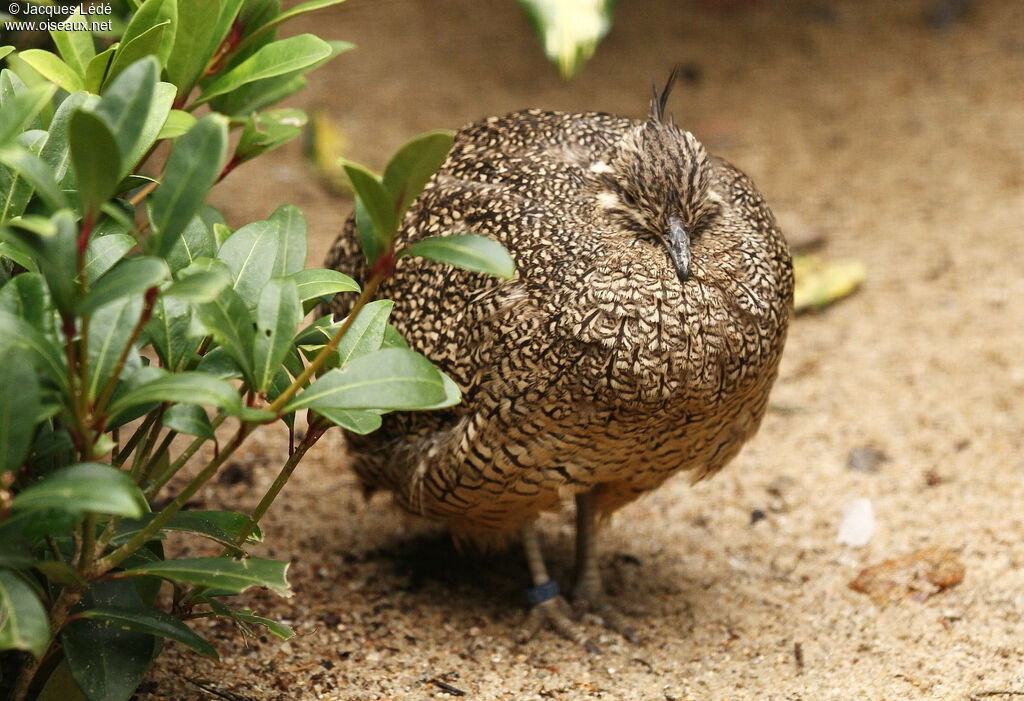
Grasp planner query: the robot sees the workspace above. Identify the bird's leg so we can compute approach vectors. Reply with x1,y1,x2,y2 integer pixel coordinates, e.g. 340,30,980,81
517,523,600,653
571,490,638,643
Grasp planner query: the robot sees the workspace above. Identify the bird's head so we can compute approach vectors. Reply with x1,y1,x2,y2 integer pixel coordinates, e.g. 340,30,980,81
598,71,721,285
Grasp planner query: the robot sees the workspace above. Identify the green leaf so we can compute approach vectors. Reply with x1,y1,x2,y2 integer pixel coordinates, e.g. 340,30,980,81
77,256,169,315
400,233,516,279
124,557,291,596
238,0,349,51
269,204,306,276
0,142,70,213
118,0,178,68
226,610,292,639
93,57,163,177
144,295,193,371
236,108,306,162
164,269,230,302
41,91,97,188
70,109,121,213
334,299,392,366
0,310,67,391
150,114,228,254
86,295,143,401
164,0,222,94
162,403,214,439
156,108,195,140
104,22,168,88
12,463,146,517
83,45,116,94
118,510,263,547
49,7,96,75
0,271,50,331
313,407,381,434
35,660,87,701
216,219,277,304
343,160,395,243
108,371,243,419
252,277,301,393
518,0,615,79
61,580,159,701
287,348,446,412
17,50,85,93
0,83,57,147
353,195,382,265
0,570,50,658
382,322,409,349
195,34,333,106
211,73,307,117
0,47,12,63
0,345,40,472
194,286,255,385
78,606,218,659
291,268,358,308
164,212,217,272
83,234,135,284
382,130,453,219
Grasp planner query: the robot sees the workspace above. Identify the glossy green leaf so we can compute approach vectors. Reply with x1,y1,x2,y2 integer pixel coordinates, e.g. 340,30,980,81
83,234,135,284
161,404,213,440
164,211,218,272
61,580,159,701
0,271,50,331
49,8,96,75
164,0,221,94
83,45,116,94
118,510,263,547
79,606,218,659
69,109,121,213
2,209,77,314
216,219,277,304
77,256,168,315
17,49,84,93
237,0,349,52
353,195,382,265
0,83,57,147
236,108,306,162
40,91,96,187
0,47,12,63
196,34,333,105
0,141,70,213
150,114,228,253
212,73,307,117
381,323,410,350
291,268,359,305
400,233,516,279
252,277,301,392
287,348,446,412
383,130,453,219
118,0,178,68
0,344,40,472
108,371,243,419
269,204,306,276
93,57,164,176
164,269,231,302
334,299,392,366
343,160,395,243
313,407,381,434
156,108,195,140
12,463,146,517
144,295,193,371
104,22,168,88
194,286,255,385
124,557,291,596
86,295,143,401
0,570,50,658
0,310,66,390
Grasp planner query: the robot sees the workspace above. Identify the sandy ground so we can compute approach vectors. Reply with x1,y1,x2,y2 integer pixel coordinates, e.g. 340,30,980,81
142,0,1024,698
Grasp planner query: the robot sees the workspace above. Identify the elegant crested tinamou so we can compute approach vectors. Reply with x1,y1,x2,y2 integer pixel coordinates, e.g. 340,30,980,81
325,75,793,648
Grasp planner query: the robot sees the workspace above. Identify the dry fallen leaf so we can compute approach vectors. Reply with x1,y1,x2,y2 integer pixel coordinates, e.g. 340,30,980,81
849,547,965,604
792,254,866,313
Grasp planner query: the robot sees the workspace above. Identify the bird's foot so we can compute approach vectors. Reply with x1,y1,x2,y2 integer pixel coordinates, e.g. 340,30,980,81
571,585,638,644
516,581,600,653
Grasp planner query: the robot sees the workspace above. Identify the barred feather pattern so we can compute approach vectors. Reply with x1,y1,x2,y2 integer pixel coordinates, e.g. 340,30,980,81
324,108,793,548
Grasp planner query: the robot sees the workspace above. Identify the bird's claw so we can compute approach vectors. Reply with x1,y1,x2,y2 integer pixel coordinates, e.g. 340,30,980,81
572,594,639,644
517,595,601,653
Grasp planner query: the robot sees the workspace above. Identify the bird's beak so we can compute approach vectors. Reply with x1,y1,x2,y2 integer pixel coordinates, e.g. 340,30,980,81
665,215,691,284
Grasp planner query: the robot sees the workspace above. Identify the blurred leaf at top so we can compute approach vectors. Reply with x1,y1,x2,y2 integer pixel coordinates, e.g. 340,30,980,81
518,0,616,79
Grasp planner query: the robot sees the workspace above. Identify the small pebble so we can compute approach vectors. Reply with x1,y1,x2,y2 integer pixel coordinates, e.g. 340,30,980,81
846,445,889,473
837,498,875,547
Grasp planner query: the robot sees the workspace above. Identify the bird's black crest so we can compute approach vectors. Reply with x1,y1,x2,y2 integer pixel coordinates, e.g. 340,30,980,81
649,67,681,123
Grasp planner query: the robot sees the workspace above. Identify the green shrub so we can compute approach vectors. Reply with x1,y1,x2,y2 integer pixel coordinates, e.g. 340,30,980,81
0,2,513,699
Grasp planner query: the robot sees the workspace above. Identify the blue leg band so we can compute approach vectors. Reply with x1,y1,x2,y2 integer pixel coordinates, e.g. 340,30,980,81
526,579,560,605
